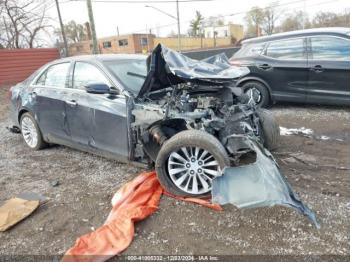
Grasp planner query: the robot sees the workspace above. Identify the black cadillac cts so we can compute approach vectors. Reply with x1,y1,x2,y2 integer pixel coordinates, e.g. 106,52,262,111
8,45,280,197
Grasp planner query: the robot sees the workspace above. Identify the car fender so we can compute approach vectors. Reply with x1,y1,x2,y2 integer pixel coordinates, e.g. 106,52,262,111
17,106,36,124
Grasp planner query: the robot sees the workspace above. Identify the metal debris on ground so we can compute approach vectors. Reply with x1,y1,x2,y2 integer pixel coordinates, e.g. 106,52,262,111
212,137,320,229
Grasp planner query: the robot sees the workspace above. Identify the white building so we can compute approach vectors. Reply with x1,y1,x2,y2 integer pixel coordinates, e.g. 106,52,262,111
203,24,244,40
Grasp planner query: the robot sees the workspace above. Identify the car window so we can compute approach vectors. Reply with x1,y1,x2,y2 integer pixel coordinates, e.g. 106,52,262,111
265,38,305,60
36,63,70,88
310,36,350,61
73,62,111,90
104,59,147,95
233,43,265,58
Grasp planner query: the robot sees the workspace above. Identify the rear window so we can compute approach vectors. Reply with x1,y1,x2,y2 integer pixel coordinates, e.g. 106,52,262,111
265,38,305,60
310,36,350,61
233,43,265,58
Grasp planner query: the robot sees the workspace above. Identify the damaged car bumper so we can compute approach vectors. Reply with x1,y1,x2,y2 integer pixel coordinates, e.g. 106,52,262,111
212,136,320,228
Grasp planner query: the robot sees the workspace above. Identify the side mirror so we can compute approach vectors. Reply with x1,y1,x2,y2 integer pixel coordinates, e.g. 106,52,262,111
85,83,111,94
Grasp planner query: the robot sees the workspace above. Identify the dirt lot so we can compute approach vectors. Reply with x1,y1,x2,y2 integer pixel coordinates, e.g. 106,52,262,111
0,87,350,258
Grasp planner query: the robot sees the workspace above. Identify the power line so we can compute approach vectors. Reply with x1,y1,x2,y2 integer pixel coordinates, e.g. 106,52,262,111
69,0,216,3
27,0,69,13
123,0,331,35
27,0,53,13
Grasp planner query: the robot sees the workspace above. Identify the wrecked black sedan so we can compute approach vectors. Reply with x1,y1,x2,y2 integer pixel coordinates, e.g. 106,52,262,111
9,44,280,197
9,45,320,227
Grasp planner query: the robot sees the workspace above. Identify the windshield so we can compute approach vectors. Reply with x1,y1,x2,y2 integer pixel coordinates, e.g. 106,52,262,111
104,58,147,95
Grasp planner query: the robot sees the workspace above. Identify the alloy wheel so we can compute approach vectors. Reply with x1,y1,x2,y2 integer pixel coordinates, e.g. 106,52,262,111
21,116,39,148
246,87,262,104
167,146,221,195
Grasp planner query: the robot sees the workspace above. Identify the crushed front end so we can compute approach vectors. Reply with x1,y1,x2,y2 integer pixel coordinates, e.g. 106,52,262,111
129,44,319,227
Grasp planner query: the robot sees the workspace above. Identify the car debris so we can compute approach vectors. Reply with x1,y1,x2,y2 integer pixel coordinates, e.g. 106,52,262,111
51,180,60,187
6,125,20,134
212,137,320,229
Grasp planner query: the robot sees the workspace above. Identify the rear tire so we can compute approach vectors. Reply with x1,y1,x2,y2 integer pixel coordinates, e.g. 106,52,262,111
242,81,270,107
20,112,47,150
256,109,280,150
155,130,230,197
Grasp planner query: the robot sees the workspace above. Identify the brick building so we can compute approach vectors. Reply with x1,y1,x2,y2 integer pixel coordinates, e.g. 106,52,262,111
68,24,243,56
69,33,155,56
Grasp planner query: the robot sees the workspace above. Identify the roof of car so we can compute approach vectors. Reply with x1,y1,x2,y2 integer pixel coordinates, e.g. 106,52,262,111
242,27,350,45
56,53,147,64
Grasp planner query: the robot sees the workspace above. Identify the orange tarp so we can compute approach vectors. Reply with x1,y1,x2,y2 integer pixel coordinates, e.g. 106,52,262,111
63,171,221,262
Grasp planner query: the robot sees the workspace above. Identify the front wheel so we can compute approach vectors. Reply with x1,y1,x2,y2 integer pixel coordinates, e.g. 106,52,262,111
20,112,47,150
155,130,230,197
242,81,270,107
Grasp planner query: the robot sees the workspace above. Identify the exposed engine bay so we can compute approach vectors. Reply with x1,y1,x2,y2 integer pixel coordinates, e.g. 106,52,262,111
128,44,318,227
131,82,261,164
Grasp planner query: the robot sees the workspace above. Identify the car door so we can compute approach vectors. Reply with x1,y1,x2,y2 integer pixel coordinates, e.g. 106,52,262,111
31,62,71,143
307,35,350,105
261,37,308,102
67,61,129,160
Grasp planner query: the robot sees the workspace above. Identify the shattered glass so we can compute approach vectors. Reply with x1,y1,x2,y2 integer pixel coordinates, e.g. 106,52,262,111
212,137,320,228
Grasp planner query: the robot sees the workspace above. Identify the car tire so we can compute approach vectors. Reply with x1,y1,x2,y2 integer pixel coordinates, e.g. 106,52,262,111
256,109,280,150
242,81,270,107
155,130,230,198
20,112,47,150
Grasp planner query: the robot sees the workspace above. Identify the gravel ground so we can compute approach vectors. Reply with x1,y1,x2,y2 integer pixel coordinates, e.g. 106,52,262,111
0,87,350,258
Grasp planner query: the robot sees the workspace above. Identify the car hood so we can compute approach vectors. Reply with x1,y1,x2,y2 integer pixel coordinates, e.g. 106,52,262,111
137,44,250,98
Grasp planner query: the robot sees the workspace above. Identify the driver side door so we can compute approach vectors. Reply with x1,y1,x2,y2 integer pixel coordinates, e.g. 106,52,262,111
67,61,129,161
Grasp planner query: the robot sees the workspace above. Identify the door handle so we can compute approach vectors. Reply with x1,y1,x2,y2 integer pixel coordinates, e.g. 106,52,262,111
66,100,78,106
310,65,324,73
30,91,37,98
258,64,272,70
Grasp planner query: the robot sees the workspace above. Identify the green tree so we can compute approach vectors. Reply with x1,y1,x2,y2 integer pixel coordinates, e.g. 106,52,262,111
190,11,204,37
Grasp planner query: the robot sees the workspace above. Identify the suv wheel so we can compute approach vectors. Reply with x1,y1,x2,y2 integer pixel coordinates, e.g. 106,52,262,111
155,130,230,197
242,81,270,107
20,113,47,150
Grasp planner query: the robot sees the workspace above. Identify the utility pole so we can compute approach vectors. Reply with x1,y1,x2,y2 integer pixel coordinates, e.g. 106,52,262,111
176,0,181,52
302,0,306,29
55,0,69,57
145,3,181,51
86,0,99,54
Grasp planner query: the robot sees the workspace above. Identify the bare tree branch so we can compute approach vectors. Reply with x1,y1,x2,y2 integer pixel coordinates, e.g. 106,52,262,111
0,0,51,48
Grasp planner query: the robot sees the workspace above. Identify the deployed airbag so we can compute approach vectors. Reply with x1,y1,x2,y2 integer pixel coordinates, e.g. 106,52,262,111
212,137,320,228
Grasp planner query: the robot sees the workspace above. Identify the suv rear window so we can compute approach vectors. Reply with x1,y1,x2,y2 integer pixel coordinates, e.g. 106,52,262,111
310,36,350,61
233,43,265,58
265,38,305,60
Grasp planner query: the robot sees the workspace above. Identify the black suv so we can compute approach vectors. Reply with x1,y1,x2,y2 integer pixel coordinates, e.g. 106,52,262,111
230,27,350,107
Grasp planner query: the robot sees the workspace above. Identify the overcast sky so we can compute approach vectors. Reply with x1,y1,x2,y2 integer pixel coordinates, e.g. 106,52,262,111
46,0,349,42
